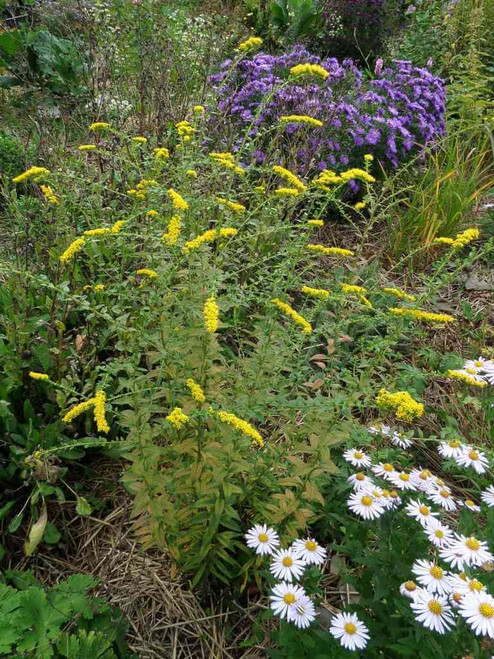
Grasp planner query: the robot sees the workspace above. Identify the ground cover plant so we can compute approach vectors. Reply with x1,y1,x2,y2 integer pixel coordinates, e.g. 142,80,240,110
0,0,493,656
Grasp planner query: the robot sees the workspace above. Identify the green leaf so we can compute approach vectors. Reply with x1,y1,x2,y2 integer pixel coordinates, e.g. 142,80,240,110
8,512,23,533
43,521,61,545
24,500,48,556
75,496,92,516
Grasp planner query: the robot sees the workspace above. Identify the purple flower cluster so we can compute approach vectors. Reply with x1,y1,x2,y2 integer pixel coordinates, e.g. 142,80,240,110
209,46,445,172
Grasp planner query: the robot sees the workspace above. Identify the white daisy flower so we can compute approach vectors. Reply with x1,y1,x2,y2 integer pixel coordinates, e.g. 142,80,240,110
287,594,316,629
447,573,486,596
463,357,493,373
455,447,489,474
400,580,420,599
347,491,385,520
438,439,465,459
371,462,396,478
483,370,494,385
386,489,402,507
245,524,279,555
343,448,372,468
481,485,494,507
440,534,494,570
388,471,419,491
410,468,436,492
460,498,481,512
449,591,464,608
292,538,327,566
458,591,494,638
425,521,454,548
410,588,455,633
368,424,392,436
270,548,306,582
428,487,457,511
329,611,370,651
405,499,440,527
269,581,306,620
412,559,452,595
347,472,374,490
391,431,413,449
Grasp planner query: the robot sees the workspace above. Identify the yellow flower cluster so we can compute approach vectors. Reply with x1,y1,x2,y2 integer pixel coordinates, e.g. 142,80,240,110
341,283,367,295
275,187,299,197
215,197,246,214
186,378,206,403
434,228,480,249
301,285,330,299
272,165,306,192
132,136,147,144
83,227,113,236
93,390,110,433
209,152,244,175
279,115,323,128
340,168,376,184
193,105,205,114
162,215,182,246
203,296,219,333
60,237,85,264
447,370,487,388
389,308,454,324
376,388,424,421
166,407,190,429
89,122,110,131
354,201,366,211
78,144,96,152
111,220,126,234
12,166,50,184
290,63,329,80
168,188,189,211
136,268,158,279
254,185,266,193
128,179,158,201
182,227,237,254
40,185,59,204
62,398,95,423
314,169,344,189
146,210,158,218
216,410,264,446
383,287,416,302
364,154,374,162
272,298,312,334
176,120,195,138
29,372,50,381
307,244,355,257
238,36,263,52
186,169,198,178
307,219,324,226
94,284,105,291
154,147,170,160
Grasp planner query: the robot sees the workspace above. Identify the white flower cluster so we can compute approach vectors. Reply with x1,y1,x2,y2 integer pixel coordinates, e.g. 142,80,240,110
245,523,370,650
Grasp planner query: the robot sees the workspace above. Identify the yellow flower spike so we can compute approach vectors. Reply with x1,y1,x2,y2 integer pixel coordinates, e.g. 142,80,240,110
78,144,97,152
301,285,330,299
340,168,376,184
215,196,246,214
40,185,59,204
360,295,373,308
182,227,237,254
433,237,455,246
186,378,206,403
389,308,454,324
452,228,480,249
166,407,190,430
307,219,324,226
167,188,189,211
132,136,147,144
29,372,50,381
93,390,110,434
383,287,416,302
83,227,113,236
89,122,110,131
186,169,198,178
136,268,158,279
354,201,366,211
307,244,355,257
274,187,300,197
376,388,424,421
447,370,487,388
203,296,219,334
154,147,170,160
238,36,263,52
60,237,85,264
290,63,329,80
146,210,158,218
279,115,323,128
111,220,126,234
341,283,367,295
62,397,96,423
254,185,266,193
272,165,306,192
272,298,312,334
314,170,345,187
193,105,205,114
216,410,264,447
12,166,50,184
162,215,182,246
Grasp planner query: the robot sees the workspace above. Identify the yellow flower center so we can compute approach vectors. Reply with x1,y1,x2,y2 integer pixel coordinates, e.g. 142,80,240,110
435,530,444,539
465,499,475,507
452,593,462,604
469,579,484,592
282,556,294,567
383,463,394,471
404,580,416,591
468,451,479,461
354,451,364,459
474,361,483,367
439,489,450,498
283,593,296,604
361,496,373,507
466,367,476,374
479,603,494,619
389,491,399,499
419,505,430,516
356,473,366,481
436,478,444,486
399,474,410,481
430,566,443,580
258,533,268,543
419,470,431,480
344,623,357,635
428,600,443,615
305,540,317,551
466,538,480,551
448,441,461,449
459,572,467,581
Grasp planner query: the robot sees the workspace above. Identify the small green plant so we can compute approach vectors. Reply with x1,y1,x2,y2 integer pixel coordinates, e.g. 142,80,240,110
270,0,322,43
